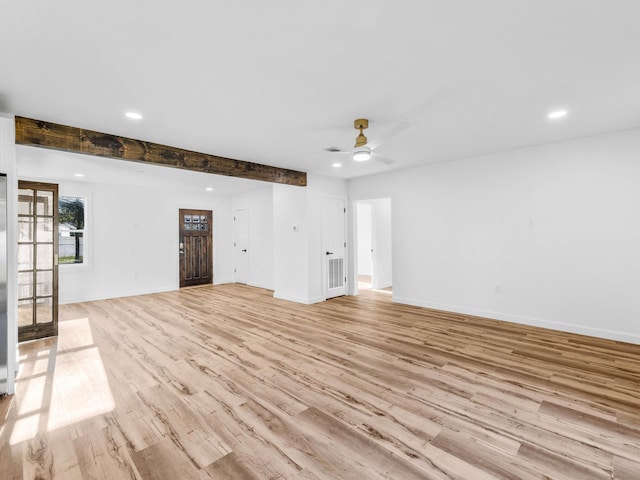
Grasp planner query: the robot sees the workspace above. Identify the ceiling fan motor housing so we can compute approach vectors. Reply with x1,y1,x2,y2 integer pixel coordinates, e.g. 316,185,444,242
354,118,369,147
354,118,369,130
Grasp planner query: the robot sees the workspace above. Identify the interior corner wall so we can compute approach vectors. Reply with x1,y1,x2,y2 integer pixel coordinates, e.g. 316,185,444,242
273,183,309,303
0,115,17,395
272,175,347,304
306,174,348,303
232,186,274,290
348,128,640,345
48,180,233,303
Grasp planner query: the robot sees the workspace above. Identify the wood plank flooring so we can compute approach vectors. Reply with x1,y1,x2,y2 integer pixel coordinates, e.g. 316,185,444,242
1,284,640,479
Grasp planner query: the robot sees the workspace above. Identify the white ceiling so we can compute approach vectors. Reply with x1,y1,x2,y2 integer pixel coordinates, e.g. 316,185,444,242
2,1,640,183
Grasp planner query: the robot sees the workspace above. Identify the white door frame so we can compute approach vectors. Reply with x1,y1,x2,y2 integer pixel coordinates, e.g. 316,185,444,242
322,195,347,300
351,197,392,295
233,208,249,284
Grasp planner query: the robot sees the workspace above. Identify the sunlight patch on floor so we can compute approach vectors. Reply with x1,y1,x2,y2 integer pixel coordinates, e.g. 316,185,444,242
47,345,115,432
9,317,115,445
57,317,95,352
16,374,46,416
10,413,40,445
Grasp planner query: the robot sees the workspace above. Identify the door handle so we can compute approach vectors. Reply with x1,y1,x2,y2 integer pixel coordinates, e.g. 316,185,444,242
242,249,247,253
326,251,333,255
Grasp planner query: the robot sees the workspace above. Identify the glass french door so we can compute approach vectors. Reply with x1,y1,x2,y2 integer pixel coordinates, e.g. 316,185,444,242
18,181,58,342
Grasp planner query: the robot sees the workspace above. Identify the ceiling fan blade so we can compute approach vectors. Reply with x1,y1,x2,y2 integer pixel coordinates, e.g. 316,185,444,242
368,121,411,150
373,154,395,165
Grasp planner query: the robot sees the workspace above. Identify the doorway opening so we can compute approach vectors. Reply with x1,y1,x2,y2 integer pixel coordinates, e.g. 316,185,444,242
355,198,392,295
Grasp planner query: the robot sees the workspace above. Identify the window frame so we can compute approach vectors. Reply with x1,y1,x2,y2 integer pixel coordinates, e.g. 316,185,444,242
58,192,91,270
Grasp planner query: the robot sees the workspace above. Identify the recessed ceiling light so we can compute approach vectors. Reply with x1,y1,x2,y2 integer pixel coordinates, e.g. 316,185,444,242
205,187,214,192
547,109,568,119
332,162,342,168
73,173,85,177
125,111,143,120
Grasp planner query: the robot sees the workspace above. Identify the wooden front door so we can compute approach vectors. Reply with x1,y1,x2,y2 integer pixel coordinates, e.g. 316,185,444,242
18,181,59,342
179,209,213,287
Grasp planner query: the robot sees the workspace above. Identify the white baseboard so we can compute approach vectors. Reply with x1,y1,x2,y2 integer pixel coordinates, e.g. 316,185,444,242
393,296,640,346
248,281,275,291
60,285,176,305
273,292,324,305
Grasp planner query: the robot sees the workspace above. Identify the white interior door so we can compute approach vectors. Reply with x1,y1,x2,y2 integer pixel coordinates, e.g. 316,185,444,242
322,197,346,299
233,209,249,284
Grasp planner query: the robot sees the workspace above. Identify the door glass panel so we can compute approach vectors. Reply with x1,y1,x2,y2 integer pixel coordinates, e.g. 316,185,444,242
37,244,54,269
18,272,33,299
36,298,53,324
18,300,33,327
18,189,34,215
36,190,54,216
18,180,59,342
18,217,33,242
36,271,53,297
18,244,34,271
36,217,54,243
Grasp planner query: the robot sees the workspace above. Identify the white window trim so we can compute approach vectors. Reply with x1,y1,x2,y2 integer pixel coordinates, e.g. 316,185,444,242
58,191,92,272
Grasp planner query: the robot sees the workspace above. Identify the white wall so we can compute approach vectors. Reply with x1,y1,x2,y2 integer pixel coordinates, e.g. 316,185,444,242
349,128,640,344
232,187,274,290
356,203,372,276
273,183,309,303
46,180,233,303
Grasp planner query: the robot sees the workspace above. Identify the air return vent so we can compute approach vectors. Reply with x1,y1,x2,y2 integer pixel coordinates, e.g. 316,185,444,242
324,146,344,153
328,258,345,289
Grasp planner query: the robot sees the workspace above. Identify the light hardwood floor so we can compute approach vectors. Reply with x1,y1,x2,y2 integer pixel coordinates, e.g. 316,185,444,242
1,284,640,479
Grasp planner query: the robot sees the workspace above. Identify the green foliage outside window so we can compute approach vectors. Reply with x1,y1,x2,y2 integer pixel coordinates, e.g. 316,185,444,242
59,196,85,264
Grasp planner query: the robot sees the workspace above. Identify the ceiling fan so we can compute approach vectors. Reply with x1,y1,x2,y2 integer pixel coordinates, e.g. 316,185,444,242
325,118,410,164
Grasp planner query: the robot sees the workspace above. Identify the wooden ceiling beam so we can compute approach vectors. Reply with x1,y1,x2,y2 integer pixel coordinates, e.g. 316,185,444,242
15,116,307,186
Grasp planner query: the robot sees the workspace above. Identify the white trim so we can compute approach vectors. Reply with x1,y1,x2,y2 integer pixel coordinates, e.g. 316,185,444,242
232,208,249,284
393,296,640,346
60,285,177,304
322,195,348,300
273,292,323,305
1,115,17,395
58,192,92,271
247,281,274,291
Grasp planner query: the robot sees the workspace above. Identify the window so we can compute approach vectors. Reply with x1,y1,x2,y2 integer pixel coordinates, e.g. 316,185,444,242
58,196,85,264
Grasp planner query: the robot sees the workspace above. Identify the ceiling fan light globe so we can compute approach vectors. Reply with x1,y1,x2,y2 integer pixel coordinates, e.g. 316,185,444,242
353,148,371,162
